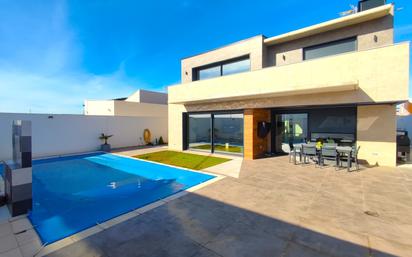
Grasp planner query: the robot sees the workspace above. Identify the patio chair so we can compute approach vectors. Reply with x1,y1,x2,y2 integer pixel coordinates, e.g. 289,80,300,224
288,142,294,163
340,139,353,147
302,144,319,166
338,145,360,171
319,145,339,169
348,145,361,171
352,145,361,171
289,143,302,164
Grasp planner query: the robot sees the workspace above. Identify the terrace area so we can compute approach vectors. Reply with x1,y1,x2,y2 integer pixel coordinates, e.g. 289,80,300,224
1,150,409,257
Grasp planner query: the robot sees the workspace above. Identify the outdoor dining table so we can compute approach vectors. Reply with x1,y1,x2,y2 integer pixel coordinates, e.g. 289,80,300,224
336,146,353,171
292,144,354,171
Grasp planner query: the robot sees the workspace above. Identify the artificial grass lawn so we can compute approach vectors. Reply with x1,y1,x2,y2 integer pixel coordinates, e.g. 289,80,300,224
134,150,231,170
192,144,243,153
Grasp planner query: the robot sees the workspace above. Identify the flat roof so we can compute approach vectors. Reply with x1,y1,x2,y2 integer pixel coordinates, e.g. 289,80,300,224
264,4,393,46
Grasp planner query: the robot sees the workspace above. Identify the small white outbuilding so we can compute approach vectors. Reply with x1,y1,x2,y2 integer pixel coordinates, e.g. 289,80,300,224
84,89,168,117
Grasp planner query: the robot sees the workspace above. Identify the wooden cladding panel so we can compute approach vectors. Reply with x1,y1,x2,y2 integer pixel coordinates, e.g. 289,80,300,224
244,109,270,160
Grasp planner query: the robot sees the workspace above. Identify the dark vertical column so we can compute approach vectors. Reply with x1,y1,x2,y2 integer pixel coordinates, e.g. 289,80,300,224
270,110,276,154
182,113,188,150
211,114,215,153
5,120,33,217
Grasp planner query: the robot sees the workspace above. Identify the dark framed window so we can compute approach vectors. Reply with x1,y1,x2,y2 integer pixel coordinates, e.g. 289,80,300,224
186,111,244,155
198,66,221,80
193,55,250,81
188,114,212,152
309,107,356,141
303,37,357,61
222,59,250,76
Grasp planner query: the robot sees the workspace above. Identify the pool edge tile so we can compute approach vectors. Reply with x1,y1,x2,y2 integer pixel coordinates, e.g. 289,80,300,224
186,176,225,193
15,228,41,247
11,218,32,234
102,211,140,228
161,191,189,202
18,238,43,257
69,226,102,243
135,201,165,214
8,215,27,223
36,237,74,257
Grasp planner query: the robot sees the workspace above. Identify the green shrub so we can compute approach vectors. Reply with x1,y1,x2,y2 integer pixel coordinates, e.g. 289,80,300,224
158,136,164,145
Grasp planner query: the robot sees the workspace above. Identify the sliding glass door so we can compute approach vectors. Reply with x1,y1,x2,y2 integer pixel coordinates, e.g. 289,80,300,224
274,113,308,154
213,113,244,154
188,114,212,152
187,112,243,155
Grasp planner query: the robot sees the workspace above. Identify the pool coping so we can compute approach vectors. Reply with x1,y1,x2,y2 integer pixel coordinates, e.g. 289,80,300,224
28,152,225,257
28,151,105,162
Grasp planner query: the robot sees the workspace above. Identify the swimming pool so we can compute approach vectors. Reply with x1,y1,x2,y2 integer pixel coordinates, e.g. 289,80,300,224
27,152,215,244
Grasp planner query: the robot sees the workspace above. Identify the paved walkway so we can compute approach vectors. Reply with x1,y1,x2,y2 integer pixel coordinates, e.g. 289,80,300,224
41,155,412,257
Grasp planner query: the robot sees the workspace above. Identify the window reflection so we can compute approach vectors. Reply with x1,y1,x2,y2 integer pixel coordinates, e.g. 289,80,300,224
198,66,221,80
194,56,250,81
304,37,357,60
275,113,308,153
188,114,211,151
214,113,244,154
222,59,250,76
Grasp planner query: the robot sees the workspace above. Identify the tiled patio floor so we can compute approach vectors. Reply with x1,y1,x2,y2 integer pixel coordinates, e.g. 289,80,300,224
4,154,412,257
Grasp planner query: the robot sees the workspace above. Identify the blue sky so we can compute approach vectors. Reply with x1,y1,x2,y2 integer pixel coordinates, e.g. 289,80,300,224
0,0,411,114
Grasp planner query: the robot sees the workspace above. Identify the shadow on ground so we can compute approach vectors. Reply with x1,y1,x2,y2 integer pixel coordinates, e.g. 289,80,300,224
45,190,399,257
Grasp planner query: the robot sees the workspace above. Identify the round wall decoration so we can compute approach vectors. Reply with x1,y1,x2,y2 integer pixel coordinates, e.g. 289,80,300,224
143,129,151,144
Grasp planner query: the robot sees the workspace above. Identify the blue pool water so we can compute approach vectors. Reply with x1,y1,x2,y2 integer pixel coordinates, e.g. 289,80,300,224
26,153,214,244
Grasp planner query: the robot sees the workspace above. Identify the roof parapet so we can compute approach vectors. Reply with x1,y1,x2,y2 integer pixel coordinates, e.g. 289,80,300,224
264,4,393,46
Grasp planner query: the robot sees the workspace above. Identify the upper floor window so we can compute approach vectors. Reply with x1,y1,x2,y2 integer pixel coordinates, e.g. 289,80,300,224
222,58,250,76
303,37,357,61
198,66,221,80
194,55,250,81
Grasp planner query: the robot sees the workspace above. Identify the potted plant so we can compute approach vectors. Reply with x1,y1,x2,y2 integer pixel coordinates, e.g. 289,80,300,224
99,133,113,152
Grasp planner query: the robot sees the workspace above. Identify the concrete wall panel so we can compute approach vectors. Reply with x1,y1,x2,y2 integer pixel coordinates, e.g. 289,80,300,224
0,113,168,160
357,105,397,167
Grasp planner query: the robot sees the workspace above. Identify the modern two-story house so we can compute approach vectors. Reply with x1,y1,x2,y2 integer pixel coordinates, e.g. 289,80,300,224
168,1,409,167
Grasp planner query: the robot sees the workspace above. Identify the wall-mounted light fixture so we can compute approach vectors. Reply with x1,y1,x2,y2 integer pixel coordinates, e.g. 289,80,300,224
374,35,378,43
185,71,188,75
282,54,286,61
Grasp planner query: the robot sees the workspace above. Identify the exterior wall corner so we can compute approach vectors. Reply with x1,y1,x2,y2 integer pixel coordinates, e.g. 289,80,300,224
357,104,397,167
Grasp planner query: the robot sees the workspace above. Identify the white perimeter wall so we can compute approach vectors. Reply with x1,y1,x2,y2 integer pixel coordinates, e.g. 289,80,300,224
0,113,168,160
